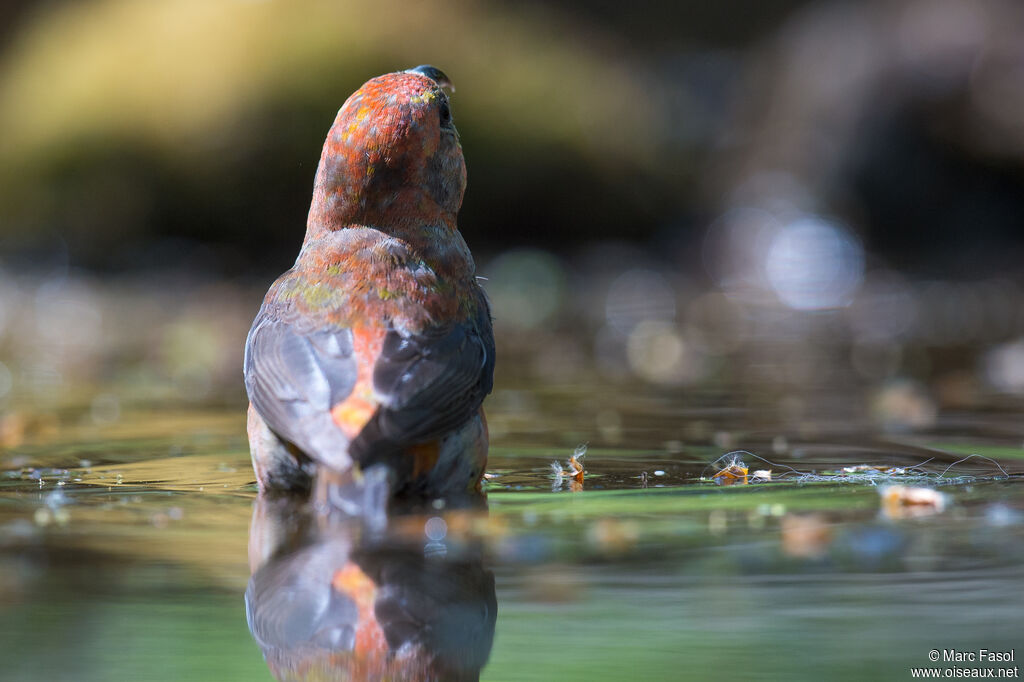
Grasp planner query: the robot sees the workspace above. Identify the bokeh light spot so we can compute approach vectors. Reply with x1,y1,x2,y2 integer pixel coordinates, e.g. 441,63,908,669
765,217,864,310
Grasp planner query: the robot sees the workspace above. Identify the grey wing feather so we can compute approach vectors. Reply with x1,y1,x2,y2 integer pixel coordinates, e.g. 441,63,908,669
244,309,357,470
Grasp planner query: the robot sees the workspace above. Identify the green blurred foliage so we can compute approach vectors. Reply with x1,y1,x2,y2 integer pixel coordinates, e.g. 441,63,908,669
0,0,687,272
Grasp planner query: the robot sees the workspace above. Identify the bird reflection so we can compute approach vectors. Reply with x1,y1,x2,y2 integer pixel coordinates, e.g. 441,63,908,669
246,495,497,681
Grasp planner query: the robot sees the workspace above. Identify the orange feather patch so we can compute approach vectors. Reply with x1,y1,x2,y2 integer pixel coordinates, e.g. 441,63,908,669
330,327,385,439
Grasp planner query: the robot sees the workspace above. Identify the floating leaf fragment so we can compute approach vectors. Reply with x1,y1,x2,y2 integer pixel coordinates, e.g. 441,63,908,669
566,448,585,483
879,485,947,519
712,455,748,486
551,445,587,491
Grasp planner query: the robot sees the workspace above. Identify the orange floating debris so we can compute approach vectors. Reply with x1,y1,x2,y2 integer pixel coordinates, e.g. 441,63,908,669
566,451,585,483
551,446,587,491
712,458,748,486
879,485,947,519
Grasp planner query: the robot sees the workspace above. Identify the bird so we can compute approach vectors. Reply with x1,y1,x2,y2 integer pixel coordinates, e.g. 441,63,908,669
243,66,494,514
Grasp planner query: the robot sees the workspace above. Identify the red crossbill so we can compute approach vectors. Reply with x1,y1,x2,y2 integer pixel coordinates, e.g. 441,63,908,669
243,66,494,509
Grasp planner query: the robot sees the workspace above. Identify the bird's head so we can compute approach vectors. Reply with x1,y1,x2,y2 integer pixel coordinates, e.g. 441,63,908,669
306,66,466,239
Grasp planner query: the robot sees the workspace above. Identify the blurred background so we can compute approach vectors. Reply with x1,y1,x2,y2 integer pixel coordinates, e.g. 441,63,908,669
2,0,1024,444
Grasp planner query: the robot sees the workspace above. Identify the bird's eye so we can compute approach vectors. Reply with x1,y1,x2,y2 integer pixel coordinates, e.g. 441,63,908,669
439,100,452,127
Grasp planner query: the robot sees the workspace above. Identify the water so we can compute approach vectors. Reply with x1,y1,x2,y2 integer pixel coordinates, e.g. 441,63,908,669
0,387,1022,681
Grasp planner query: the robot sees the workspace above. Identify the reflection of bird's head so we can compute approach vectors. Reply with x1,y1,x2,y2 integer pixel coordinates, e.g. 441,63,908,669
307,66,466,239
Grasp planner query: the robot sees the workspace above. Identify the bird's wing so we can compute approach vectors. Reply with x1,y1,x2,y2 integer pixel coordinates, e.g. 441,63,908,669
364,291,495,448
245,287,494,467
244,309,358,470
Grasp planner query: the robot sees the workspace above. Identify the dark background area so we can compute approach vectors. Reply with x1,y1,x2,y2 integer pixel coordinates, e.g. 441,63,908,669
1,0,1024,426
1,0,1021,279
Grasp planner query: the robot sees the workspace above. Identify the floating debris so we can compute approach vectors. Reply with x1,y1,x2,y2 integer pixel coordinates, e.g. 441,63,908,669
702,449,1012,490
879,485,947,519
712,455,748,486
549,460,565,490
936,454,1010,480
842,465,906,475
566,447,586,483
551,445,587,491
704,450,802,486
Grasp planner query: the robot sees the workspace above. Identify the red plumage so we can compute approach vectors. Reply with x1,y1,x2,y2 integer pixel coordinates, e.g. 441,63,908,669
244,67,493,507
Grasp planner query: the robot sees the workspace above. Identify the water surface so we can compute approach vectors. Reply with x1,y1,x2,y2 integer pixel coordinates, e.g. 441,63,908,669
0,388,1022,680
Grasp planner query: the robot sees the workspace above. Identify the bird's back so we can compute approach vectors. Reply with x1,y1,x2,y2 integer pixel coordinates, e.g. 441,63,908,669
245,226,493,483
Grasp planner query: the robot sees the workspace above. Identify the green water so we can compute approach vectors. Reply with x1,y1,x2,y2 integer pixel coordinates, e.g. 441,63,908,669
0,392,1022,681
